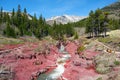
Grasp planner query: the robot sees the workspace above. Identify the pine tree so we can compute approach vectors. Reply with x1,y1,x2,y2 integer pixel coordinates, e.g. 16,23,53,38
6,13,10,23
4,23,16,38
3,12,7,22
118,13,120,29
24,8,27,14
12,8,15,16
86,9,110,38
22,8,30,35
17,4,22,26
103,12,109,37
38,15,49,38
39,14,44,25
32,13,39,37
74,32,79,39
86,10,95,37
0,7,3,18
11,8,15,24
0,7,3,23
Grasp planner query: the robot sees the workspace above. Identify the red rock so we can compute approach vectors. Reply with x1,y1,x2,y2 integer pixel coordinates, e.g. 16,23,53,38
65,42,77,54
83,50,99,59
0,41,100,80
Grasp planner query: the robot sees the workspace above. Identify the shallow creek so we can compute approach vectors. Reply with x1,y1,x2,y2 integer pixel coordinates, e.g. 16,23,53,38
38,44,71,80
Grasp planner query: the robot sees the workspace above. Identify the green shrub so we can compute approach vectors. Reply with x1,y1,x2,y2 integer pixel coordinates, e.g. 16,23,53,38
34,46,42,53
96,77,102,80
96,66,112,74
98,37,111,43
77,45,85,53
74,32,79,39
4,23,16,38
0,37,24,44
114,60,120,65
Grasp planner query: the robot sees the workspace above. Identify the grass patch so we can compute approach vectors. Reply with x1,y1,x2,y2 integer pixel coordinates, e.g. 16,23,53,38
77,45,85,53
0,37,24,44
96,77,102,80
20,36,39,43
34,45,42,53
98,37,111,43
114,60,120,65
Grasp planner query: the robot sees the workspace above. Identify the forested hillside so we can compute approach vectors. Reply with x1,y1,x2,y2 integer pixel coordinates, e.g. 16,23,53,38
1,1,120,39
73,1,120,37
0,5,75,40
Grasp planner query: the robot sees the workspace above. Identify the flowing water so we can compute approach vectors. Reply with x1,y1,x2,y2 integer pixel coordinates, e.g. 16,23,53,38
38,44,70,80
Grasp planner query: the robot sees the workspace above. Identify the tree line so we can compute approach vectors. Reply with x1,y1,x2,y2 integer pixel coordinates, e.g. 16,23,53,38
86,9,109,37
0,5,75,40
74,9,120,38
1,5,119,39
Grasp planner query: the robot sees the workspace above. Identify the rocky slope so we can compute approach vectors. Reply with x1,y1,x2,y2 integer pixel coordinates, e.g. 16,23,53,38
102,1,120,19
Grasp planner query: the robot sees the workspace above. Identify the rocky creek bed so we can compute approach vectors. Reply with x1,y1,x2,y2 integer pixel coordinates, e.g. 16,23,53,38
0,40,120,80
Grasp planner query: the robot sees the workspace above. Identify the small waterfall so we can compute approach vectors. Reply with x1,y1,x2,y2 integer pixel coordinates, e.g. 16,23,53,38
59,43,65,53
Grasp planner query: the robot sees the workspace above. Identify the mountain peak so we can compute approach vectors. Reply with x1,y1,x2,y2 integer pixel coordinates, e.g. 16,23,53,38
46,15,87,25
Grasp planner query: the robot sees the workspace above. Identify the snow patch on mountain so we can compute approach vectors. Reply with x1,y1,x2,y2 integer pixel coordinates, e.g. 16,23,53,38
46,15,87,25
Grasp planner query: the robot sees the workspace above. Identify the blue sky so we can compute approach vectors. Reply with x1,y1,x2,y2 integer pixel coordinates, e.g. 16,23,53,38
0,0,118,19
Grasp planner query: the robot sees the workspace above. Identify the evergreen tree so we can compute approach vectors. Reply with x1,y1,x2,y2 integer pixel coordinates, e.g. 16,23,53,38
11,8,15,24
17,4,22,26
0,7,3,23
65,23,74,37
32,13,39,37
74,32,79,39
3,12,7,22
6,13,10,23
118,13,120,28
0,7,3,18
24,8,27,14
102,12,109,37
94,9,101,37
4,23,16,38
12,8,15,16
86,9,110,38
86,10,95,37
38,15,49,38
22,8,30,35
